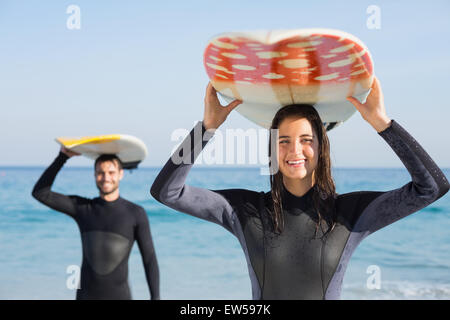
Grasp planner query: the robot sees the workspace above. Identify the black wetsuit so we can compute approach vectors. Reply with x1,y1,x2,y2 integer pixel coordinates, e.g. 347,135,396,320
151,120,449,300
32,152,160,300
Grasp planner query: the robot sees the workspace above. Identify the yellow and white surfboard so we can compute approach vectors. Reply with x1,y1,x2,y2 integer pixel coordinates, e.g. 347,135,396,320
56,134,148,169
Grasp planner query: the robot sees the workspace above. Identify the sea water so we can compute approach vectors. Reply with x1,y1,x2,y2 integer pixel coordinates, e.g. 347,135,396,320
0,166,449,300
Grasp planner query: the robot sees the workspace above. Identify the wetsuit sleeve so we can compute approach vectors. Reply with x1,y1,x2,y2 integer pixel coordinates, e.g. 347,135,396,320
135,208,160,300
150,121,238,234
350,120,449,234
31,152,81,217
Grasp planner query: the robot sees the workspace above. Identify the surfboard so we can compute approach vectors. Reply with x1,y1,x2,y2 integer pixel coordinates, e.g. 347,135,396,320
203,28,374,130
55,134,148,169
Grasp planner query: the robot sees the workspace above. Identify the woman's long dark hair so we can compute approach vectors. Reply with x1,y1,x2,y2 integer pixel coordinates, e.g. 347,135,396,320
268,104,336,238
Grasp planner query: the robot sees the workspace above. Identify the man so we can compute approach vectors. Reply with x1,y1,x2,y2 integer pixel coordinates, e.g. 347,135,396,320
32,147,160,300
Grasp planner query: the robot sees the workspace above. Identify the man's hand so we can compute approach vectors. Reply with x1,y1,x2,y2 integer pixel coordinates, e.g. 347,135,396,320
60,146,80,158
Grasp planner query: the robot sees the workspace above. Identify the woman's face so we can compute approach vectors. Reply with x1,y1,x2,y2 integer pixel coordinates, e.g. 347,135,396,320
277,117,319,182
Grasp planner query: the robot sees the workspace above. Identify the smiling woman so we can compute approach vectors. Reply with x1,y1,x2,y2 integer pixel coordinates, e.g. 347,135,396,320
151,77,449,299
269,104,334,236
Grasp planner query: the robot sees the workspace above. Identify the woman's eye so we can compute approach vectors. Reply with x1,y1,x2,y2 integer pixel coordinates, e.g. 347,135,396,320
301,139,313,144
279,140,289,144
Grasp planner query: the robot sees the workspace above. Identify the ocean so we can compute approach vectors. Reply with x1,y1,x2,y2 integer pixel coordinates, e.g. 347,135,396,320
0,166,449,300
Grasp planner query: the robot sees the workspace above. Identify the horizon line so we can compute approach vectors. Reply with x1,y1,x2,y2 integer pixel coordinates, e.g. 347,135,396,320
1,165,449,170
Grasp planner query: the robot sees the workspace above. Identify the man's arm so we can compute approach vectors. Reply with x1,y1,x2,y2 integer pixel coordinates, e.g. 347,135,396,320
135,208,160,300
31,150,81,217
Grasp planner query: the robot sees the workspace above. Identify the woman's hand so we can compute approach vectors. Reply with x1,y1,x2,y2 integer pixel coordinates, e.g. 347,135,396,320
203,82,242,130
60,146,80,158
346,76,392,132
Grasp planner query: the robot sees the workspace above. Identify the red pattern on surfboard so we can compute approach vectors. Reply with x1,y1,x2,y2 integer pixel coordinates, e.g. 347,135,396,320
204,34,373,85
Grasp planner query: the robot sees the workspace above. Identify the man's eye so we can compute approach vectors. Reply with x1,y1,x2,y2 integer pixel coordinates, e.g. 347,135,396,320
279,140,289,144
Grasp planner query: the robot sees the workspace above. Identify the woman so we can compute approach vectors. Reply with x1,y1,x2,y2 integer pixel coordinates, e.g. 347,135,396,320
151,77,449,299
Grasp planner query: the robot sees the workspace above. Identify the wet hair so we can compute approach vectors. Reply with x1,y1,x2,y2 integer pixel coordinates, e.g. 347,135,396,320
268,104,336,238
94,154,123,171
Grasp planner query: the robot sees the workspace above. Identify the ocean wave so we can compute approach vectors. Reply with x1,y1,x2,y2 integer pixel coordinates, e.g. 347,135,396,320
343,281,450,300
423,206,447,214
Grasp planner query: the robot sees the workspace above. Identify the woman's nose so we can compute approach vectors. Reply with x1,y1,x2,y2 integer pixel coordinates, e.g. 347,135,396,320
290,139,302,155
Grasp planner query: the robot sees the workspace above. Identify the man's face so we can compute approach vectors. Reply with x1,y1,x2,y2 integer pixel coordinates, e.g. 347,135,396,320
95,160,123,195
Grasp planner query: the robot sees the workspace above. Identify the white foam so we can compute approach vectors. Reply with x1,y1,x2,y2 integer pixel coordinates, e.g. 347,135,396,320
342,281,450,300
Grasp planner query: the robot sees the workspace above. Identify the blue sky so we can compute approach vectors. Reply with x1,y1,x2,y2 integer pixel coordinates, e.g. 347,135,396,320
1,0,449,167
